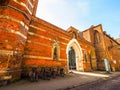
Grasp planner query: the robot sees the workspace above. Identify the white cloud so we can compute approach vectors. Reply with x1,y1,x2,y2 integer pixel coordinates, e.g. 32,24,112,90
36,0,90,30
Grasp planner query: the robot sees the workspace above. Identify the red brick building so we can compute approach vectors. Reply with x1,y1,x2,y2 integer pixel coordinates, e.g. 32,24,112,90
0,0,38,80
23,17,97,73
83,25,120,71
0,0,120,81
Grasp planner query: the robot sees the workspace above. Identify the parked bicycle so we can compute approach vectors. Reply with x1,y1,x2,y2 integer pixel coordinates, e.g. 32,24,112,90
29,67,38,82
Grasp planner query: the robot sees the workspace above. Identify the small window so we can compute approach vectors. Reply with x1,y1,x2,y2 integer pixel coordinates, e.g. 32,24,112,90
53,47,58,60
52,39,60,60
73,32,76,38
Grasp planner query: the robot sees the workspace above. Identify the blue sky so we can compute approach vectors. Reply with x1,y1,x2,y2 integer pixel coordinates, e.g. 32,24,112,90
36,0,120,39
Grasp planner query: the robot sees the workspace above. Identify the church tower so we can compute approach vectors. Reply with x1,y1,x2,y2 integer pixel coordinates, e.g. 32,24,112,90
0,0,38,80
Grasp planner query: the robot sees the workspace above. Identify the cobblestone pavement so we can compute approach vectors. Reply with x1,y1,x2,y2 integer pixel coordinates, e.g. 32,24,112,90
68,75,120,90
0,72,120,90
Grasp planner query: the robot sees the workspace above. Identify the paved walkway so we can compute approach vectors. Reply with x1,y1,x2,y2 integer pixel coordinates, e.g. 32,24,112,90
0,71,120,90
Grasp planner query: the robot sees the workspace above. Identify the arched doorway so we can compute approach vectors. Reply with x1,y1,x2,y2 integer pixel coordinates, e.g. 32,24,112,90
66,39,83,72
69,47,76,70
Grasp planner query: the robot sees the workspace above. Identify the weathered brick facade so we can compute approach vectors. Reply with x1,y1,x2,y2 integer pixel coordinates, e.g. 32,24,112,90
83,24,120,71
0,0,38,80
22,17,97,74
0,0,120,81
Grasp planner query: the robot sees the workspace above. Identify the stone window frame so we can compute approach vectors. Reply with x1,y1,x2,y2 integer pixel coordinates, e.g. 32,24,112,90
52,39,60,61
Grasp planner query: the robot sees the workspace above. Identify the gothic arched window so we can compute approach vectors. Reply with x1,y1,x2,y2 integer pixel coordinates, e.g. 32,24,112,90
53,47,58,60
52,39,60,60
94,30,100,44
